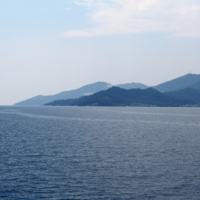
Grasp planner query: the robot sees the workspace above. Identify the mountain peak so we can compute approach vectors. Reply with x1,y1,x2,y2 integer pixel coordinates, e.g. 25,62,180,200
154,74,200,93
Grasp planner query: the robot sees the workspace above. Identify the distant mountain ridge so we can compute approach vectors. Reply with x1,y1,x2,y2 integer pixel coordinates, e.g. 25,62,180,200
116,83,148,90
45,87,193,107
14,73,200,106
154,74,200,92
15,82,111,106
15,82,148,106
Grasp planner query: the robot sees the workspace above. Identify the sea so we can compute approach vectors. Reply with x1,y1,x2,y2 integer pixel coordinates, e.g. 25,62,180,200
0,106,200,200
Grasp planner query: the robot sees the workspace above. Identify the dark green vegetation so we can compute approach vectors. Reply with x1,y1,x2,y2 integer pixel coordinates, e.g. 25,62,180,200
45,87,194,107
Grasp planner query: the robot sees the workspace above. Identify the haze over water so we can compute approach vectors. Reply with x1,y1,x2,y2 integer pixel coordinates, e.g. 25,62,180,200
0,106,200,199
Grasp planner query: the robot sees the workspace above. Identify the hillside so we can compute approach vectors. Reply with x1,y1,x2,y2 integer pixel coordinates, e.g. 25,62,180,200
116,83,148,90
45,87,194,107
14,73,200,106
154,74,200,92
14,82,148,106
15,82,111,106
190,81,200,91
164,88,200,103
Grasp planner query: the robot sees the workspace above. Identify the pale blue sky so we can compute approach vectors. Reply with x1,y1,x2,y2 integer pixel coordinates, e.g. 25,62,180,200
1,0,200,105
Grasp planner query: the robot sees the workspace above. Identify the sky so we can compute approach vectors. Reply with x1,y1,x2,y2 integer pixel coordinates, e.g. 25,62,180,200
0,0,200,105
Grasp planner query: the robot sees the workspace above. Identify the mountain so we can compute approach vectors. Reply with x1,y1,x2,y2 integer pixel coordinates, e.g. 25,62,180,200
14,82,148,106
45,87,194,107
116,83,148,90
15,82,111,106
14,73,200,106
154,74,200,93
164,88,200,103
190,81,200,91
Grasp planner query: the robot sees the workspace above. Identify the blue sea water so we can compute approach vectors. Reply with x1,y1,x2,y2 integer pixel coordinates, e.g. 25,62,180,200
0,106,200,200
